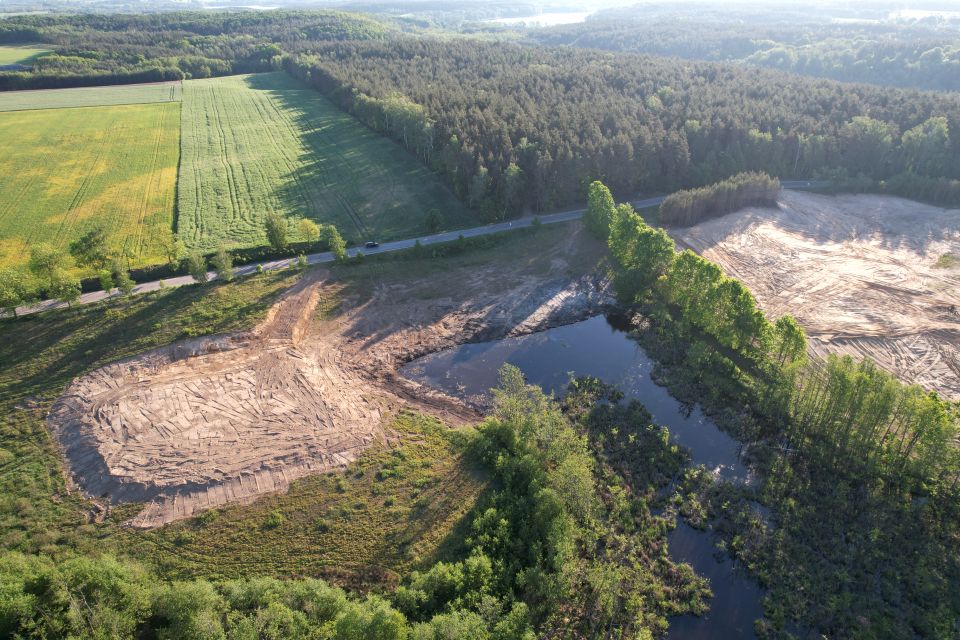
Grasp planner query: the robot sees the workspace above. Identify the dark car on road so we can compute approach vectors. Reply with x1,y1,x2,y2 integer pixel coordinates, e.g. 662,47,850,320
364,241,380,248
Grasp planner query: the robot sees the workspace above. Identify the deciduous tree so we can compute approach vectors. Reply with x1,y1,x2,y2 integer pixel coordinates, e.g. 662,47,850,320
265,212,288,251
325,226,348,264
0,269,36,318
186,253,209,284
297,218,321,244
69,227,110,270
211,247,234,282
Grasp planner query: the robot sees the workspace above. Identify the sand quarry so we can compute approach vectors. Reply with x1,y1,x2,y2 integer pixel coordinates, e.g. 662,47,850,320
50,231,613,527
50,192,960,527
673,190,960,399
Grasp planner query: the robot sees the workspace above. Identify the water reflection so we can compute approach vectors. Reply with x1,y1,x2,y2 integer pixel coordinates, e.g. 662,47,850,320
401,314,764,639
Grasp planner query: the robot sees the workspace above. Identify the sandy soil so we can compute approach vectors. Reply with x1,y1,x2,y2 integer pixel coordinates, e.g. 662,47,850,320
673,190,960,399
51,227,614,527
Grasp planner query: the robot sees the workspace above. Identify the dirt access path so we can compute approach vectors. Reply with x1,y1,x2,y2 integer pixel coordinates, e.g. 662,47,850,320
51,226,614,527
673,190,960,399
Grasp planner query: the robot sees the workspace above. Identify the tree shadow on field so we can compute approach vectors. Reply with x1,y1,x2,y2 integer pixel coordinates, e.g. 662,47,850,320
244,73,474,245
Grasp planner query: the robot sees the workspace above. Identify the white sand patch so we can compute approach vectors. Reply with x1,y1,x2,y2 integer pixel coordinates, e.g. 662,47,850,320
672,190,960,399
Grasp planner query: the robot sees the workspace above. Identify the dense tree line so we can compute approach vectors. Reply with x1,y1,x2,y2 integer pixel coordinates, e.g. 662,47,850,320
589,177,960,636
532,18,960,92
284,36,960,217
0,11,388,89
1,552,510,639
658,172,780,226
790,356,959,491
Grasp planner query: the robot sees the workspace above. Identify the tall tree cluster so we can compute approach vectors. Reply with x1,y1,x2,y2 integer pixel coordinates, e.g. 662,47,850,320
658,172,780,226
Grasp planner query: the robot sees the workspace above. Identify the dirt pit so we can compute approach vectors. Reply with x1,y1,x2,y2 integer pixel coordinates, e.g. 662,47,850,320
51,226,613,527
672,190,960,399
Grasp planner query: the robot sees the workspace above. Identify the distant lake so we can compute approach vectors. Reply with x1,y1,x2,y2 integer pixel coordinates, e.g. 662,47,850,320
485,11,592,27
889,9,960,20
205,4,281,10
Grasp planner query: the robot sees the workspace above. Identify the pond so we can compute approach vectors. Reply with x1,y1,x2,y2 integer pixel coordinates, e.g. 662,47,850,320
401,314,764,639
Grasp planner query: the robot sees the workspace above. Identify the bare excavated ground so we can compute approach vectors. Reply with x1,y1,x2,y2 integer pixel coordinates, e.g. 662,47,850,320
51,225,613,527
673,190,960,399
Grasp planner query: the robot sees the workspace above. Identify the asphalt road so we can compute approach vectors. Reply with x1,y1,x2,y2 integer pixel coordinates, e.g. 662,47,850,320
14,181,822,317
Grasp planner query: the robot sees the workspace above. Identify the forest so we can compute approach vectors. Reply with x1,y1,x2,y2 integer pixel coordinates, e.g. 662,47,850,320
286,36,960,214
0,11,388,89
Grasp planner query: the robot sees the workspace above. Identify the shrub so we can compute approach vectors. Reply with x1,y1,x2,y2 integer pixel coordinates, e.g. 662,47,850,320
185,253,209,284
262,510,285,530
211,247,234,282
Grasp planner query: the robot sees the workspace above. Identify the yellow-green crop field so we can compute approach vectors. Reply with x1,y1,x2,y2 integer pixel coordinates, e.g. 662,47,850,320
0,72,475,273
0,102,179,270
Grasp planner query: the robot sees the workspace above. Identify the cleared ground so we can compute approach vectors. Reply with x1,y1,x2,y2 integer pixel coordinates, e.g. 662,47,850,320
0,44,49,66
177,73,474,252
673,190,960,399
0,102,179,269
0,81,181,112
51,224,611,528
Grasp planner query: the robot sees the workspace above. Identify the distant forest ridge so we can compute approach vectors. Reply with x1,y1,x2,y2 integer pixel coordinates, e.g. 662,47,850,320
531,15,960,93
1,10,958,216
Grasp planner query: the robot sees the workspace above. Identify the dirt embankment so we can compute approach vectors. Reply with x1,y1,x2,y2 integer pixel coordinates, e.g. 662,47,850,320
672,190,960,399
50,227,615,527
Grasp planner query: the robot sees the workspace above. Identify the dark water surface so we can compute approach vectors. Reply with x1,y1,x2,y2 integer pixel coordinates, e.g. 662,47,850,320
401,314,764,639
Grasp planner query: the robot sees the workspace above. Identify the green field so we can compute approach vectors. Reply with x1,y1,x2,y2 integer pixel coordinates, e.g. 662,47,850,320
177,73,474,251
0,81,181,112
0,102,179,269
0,44,49,66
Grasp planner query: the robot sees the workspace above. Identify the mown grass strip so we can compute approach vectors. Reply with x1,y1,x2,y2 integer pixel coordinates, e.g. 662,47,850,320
0,44,49,66
0,81,181,112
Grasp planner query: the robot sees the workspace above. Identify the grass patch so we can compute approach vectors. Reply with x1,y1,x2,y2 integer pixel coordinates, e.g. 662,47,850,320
0,271,298,558
934,252,959,269
176,72,475,253
0,81,181,112
331,221,606,299
0,45,49,66
113,411,485,590
0,102,179,271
